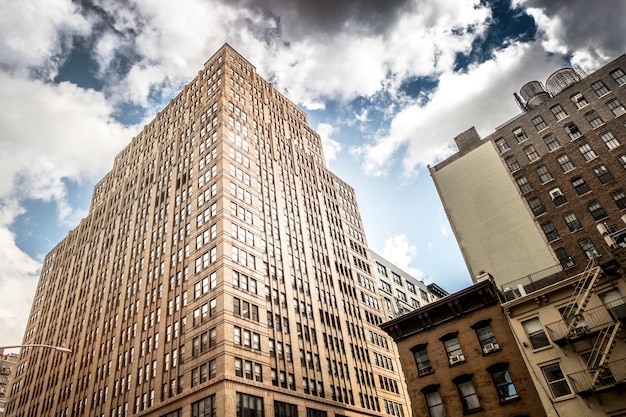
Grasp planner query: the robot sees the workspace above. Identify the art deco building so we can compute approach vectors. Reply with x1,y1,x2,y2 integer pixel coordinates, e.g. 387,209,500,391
430,55,626,289
7,44,411,417
369,251,448,321
1,351,18,417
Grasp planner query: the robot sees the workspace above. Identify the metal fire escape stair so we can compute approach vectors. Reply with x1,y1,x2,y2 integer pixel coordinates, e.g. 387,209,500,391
586,321,622,388
563,259,601,335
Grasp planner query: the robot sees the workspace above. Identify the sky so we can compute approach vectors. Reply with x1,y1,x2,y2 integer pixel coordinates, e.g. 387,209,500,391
1,0,625,347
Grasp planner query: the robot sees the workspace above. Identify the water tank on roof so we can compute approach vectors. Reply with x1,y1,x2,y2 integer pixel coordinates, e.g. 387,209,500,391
546,68,580,96
520,81,550,109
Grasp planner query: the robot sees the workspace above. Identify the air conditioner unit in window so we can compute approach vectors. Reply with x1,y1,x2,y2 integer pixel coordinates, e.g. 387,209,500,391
483,343,500,354
549,188,563,200
449,355,465,365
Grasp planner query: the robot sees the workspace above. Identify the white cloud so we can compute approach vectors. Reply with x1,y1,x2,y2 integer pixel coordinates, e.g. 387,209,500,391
315,123,342,165
381,234,424,279
439,224,449,237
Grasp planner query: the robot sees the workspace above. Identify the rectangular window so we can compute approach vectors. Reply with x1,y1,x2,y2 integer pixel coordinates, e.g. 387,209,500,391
542,363,572,398
306,408,327,417
585,110,604,128
495,138,509,153
490,369,518,402
594,165,614,184
524,144,540,162
516,176,532,194
443,337,463,363
571,176,590,195
611,189,626,209
563,212,582,231
606,98,626,117
611,68,626,86
579,143,597,161
587,201,607,221
601,131,621,149
456,380,480,411
571,92,589,109
556,247,575,269
424,390,445,417
591,80,610,96
541,221,559,242
557,154,575,172
527,197,546,216
579,237,600,259
620,154,626,170
532,115,548,131
543,133,561,151
413,346,433,376
505,155,520,172
536,165,553,183
522,317,550,349
475,323,498,353
236,392,263,417
513,127,528,143
564,122,582,140
550,104,568,120
274,401,297,417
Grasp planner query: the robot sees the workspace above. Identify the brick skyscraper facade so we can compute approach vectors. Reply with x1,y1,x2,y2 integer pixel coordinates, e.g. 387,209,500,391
7,44,410,417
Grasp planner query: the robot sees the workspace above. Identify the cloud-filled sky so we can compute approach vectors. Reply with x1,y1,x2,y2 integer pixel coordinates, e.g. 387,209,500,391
1,0,625,346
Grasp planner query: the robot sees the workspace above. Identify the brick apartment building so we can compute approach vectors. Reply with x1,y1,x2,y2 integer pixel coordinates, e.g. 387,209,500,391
381,279,546,417
430,55,626,289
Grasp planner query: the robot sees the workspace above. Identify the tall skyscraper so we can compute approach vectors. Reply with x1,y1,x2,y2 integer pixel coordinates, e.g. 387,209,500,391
7,44,410,417
430,55,626,289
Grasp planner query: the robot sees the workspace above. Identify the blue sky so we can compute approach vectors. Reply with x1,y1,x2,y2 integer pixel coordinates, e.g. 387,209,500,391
1,0,625,346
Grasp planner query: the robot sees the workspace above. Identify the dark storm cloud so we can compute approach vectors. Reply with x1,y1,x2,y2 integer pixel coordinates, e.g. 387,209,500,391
227,0,413,35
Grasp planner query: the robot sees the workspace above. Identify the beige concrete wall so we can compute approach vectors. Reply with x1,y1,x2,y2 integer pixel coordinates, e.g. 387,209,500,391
431,141,557,287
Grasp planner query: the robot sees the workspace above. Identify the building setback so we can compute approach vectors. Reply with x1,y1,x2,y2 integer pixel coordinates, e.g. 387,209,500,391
7,44,410,417
430,55,626,289
381,279,546,417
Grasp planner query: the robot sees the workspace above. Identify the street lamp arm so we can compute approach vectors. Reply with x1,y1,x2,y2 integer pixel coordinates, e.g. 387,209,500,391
0,344,72,353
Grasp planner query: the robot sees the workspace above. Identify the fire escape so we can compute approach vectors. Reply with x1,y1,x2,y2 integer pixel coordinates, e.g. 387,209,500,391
545,259,626,396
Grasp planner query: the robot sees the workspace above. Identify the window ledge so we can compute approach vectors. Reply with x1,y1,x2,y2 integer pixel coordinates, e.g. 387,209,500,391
500,395,521,405
530,344,553,353
463,407,484,415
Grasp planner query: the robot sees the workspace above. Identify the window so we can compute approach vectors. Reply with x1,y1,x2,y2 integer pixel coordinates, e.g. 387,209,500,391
557,154,575,172
407,282,416,294
564,122,582,140
527,197,546,216
610,68,626,86
563,212,582,231
524,144,540,162
522,317,550,349
422,386,446,417
571,176,590,195
592,80,610,96
454,376,480,412
505,155,521,172
555,247,575,269
594,165,614,184
585,110,604,128
397,290,406,302
516,176,532,194
192,394,216,417
606,98,626,117
550,104,568,120
274,401,297,417
611,189,626,209
541,363,572,398
579,237,600,259
487,364,518,402
571,92,589,109
543,133,561,150
392,272,402,285
579,143,597,161
376,262,388,277
495,138,509,153
536,165,553,183
620,154,626,170
541,221,559,242
305,408,327,417
473,321,498,353
412,344,433,376
236,392,263,417
511,127,528,143
601,131,621,150
441,333,464,364
532,115,547,131
587,201,607,220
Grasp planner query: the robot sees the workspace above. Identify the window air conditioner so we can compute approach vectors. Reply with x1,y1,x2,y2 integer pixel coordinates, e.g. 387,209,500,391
483,343,500,354
549,188,563,200
449,355,464,365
